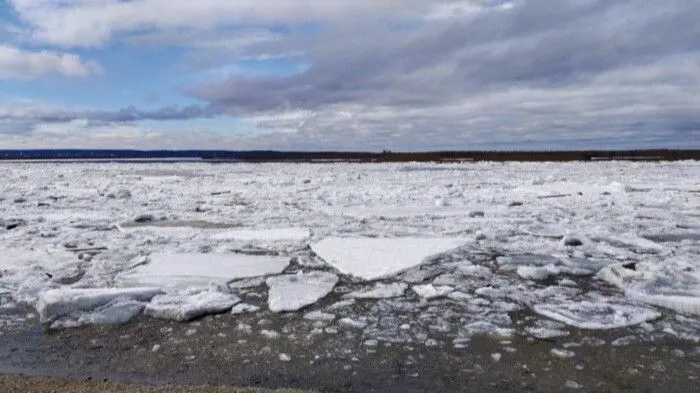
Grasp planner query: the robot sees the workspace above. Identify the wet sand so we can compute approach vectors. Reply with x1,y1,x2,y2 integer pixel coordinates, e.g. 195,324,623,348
1,307,698,393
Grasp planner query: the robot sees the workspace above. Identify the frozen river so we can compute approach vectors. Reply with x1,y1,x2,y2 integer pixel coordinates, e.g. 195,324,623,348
1,161,699,351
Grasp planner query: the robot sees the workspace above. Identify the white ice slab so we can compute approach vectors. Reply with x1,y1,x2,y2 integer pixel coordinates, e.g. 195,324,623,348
311,237,466,281
517,266,554,281
598,264,700,315
412,284,454,299
347,282,408,299
533,300,661,329
212,227,310,242
266,271,338,312
144,287,240,321
0,249,76,270
36,287,162,323
116,253,290,289
50,299,146,329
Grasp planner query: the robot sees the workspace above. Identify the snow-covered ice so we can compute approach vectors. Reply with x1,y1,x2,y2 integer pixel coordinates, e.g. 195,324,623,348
116,253,290,289
266,272,338,312
0,161,698,340
311,237,466,280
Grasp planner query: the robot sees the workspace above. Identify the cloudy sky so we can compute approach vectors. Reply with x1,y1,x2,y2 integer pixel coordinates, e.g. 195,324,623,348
0,0,698,151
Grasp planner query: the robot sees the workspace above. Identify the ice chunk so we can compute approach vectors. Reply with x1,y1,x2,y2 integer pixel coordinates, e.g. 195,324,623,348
412,284,454,299
144,287,240,321
346,282,407,299
551,348,575,358
517,266,554,281
311,237,465,280
497,254,560,268
303,311,336,322
598,264,700,315
533,300,661,329
50,299,146,328
116,253,290,289
632,293,700,316
36,287,162,323
212,227,310,242
230,303,260,314
462,321,515,337
338,317,367,329
266,272,338,312
525,320,570,339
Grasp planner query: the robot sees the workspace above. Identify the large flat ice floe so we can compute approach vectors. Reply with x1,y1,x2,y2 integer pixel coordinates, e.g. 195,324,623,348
533,300,661,329
266,272,338,312
310,237,466,280
212,227,310,242
116,253,290,289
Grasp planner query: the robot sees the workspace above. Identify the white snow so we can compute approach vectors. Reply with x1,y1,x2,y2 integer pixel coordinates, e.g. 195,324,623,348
266,271,338,312
212,227,310,242
144,286,240,321
533,300,661,329
346,282,408,299
36,287,162,323
311,237,466,280
116,253,290,289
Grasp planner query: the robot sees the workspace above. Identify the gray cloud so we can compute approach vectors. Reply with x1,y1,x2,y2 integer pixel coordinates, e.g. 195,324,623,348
0,104,215,124
194,1,700,112
3,0,699,150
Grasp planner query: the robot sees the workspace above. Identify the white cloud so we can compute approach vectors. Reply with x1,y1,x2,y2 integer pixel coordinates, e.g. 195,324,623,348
10,0,435,47
0,44,102,79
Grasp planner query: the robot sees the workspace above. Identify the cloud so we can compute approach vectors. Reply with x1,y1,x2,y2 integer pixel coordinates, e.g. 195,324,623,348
0,44,102,79
3,0,699,150
9,0,434,47
192,1,700,113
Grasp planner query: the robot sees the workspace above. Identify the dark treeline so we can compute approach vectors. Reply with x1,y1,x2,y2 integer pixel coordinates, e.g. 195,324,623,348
0,149,699,162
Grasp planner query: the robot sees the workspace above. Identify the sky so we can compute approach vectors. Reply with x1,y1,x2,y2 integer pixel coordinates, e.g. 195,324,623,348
0,0,698,151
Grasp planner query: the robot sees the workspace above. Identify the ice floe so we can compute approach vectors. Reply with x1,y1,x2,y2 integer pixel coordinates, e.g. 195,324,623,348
116,253,290,289
0,160,698,339
533,300,661,329
145,285,240,321
412,284,454,299
598,262,700,315
266,272,338,312
36,287,162,324
311,237,466,280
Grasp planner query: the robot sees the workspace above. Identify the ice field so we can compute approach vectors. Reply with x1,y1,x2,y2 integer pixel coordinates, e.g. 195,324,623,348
1,161,699,345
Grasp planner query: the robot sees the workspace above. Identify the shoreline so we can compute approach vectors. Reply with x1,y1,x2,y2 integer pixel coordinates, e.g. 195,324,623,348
0,375,313,393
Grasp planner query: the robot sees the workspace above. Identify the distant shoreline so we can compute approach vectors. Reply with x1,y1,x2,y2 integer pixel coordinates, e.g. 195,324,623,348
1,149,699,162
